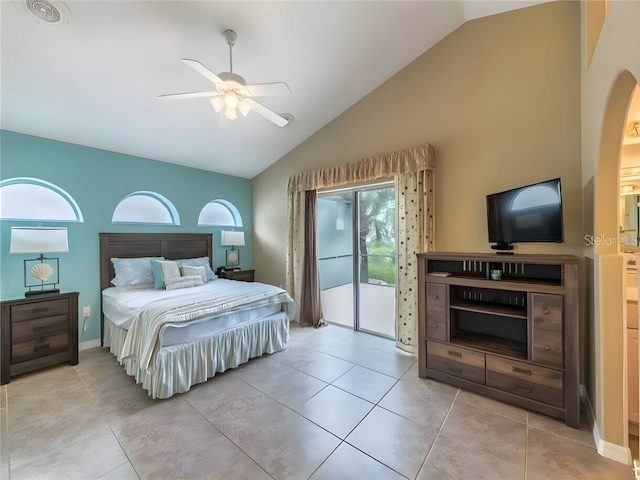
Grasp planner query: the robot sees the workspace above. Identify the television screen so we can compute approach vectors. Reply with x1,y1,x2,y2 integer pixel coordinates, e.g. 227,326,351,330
486,178,563,247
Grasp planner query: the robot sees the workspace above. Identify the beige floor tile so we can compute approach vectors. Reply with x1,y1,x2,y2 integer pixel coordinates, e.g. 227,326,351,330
354,346,416,378
333,365,398,403
527,427,632,479
455,388,528,424
310,442,405,480
294,351,355,383
527,407,595,447
418,430,525,479
10,407,127,480
379,376,457,428
97,461,140,480
437,400,527,463
295,385,374,438
346,406,437,479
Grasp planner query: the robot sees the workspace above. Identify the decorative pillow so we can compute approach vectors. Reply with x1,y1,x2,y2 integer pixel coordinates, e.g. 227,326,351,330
180,265,207,284
176,257,216,281
165,275,204,290
111,257,164,287
151,260,181,289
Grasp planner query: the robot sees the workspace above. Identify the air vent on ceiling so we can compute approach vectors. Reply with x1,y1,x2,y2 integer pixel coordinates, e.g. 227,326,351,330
23,0,71,24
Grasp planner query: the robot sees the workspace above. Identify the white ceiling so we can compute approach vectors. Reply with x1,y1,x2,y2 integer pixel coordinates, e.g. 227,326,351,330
1,0,547,179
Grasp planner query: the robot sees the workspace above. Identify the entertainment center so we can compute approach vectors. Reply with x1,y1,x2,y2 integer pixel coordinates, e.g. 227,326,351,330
417,252,579,428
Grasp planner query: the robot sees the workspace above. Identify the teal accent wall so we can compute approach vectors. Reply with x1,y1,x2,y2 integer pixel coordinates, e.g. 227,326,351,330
0,130,252,344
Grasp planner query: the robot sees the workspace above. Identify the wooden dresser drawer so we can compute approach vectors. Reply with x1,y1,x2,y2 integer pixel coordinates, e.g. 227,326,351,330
426,283,447,340
531,293,563,368
12,332,69,364
486,356,563,408
11,298,68,323
427,340,485,383
12,314,69,343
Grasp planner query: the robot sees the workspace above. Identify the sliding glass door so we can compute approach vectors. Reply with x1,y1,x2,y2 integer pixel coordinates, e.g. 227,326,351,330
317,183,396,338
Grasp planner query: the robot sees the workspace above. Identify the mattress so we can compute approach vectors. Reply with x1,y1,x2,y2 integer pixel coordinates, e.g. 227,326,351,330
102,279,283,347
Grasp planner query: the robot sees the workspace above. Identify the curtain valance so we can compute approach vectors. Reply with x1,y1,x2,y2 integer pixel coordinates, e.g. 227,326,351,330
287,143,435,193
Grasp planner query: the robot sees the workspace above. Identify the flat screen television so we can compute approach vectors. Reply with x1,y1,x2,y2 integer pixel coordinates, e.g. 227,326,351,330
486,178,563,252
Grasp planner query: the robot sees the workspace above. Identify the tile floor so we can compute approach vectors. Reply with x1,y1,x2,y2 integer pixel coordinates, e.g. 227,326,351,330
3,323,635,479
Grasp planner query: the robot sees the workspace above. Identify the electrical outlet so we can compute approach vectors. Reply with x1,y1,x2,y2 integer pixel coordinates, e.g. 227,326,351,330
83,306,90,318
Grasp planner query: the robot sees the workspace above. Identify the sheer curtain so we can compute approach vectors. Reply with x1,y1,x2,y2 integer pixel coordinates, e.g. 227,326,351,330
286,144,435,345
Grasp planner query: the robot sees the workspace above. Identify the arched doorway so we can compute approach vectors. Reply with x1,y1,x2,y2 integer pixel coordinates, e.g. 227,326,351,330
593,69,638,463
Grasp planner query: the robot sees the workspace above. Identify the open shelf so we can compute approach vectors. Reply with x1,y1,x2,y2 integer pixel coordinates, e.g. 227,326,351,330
450,299,526,319
451,331,528,359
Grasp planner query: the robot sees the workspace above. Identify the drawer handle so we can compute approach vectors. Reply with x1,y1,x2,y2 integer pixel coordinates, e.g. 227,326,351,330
448,367,462,373
432,295,439,300
33,344,50,352
32,326,50,334
447,350,462,358
431,323,439,328
512,367,532,376
543,308,550,315
544,345,551,351
513,384,532,393
32,307,49,314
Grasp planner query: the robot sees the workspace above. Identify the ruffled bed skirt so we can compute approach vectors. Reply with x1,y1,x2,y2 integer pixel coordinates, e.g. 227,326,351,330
103,312,290,399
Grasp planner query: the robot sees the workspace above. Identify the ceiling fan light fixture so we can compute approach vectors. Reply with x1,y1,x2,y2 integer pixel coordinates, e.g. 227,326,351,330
210,96,225,113
238,101,251,117
224,91,239,109
224,106,238,120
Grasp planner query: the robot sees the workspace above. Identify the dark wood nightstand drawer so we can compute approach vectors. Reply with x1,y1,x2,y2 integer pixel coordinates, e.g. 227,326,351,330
12,314,69,343
11,298,69,323
218,269,255,282
1,292,79,384
12,332,69,363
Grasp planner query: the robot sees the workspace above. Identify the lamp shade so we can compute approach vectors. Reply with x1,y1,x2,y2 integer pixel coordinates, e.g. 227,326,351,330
221,230,245,247
9,227,68,254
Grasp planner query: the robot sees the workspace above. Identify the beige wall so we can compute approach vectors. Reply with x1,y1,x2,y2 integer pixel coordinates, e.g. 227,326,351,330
582,0,640,459
252,0,581,289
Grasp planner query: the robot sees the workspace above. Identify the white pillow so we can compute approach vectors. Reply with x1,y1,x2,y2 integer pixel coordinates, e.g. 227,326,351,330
153,260,181,289
176,257,217,281
111,257,163,287
180,265,207,284
165,275,204,290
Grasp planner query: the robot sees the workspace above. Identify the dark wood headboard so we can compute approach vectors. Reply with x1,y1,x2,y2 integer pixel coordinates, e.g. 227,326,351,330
99,233,213,342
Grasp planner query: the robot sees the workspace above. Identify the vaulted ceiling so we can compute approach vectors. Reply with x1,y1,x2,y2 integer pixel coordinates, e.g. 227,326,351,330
1,1,548,178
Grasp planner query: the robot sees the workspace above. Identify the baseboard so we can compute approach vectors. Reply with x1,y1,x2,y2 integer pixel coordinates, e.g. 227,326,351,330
79,339,101,351
582,386,633,465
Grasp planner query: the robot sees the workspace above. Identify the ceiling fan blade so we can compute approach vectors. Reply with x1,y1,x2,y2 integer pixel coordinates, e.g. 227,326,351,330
181,59,224,86
242,97,290,127
158,91,221,100
245,82,291,97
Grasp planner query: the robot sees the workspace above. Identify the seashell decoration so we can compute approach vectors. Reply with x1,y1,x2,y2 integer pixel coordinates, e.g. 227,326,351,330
31,262,54,282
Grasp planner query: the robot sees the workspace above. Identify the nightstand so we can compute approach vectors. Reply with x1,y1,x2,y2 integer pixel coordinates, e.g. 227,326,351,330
218,269,255,282
1,292,79,384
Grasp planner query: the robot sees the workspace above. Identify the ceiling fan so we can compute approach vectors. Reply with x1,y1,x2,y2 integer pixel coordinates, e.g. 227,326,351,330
159,29,292,127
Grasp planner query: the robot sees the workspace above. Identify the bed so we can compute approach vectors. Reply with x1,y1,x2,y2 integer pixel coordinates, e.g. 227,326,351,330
99,233,294,399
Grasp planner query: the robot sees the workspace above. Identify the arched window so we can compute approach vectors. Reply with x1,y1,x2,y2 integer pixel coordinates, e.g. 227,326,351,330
198,199,243,227
0,177,84,222
112,191,180,225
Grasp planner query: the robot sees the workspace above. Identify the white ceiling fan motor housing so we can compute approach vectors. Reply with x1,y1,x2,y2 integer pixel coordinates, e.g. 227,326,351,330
21,0,72,25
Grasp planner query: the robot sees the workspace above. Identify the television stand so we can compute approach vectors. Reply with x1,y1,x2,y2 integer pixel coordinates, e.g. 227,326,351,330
417,252,580,428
